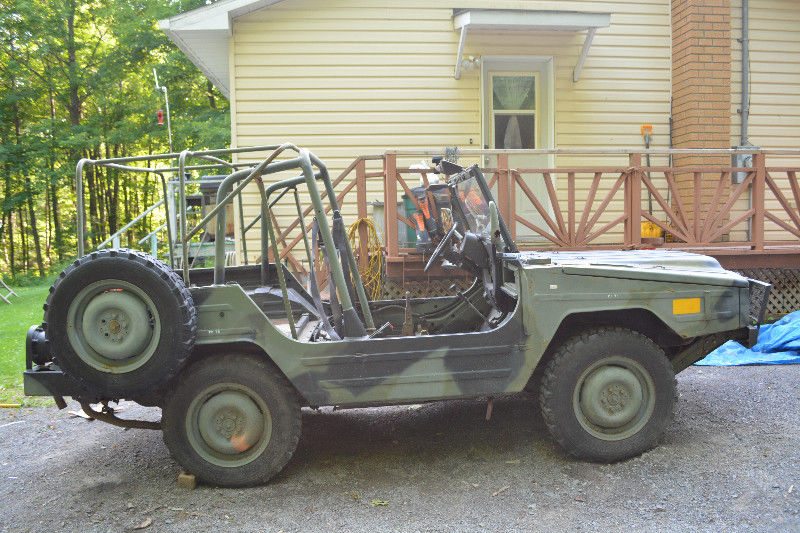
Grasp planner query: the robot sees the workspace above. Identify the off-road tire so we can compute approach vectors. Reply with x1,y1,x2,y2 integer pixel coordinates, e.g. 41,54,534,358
162,354,302,487
44,249,196,398
539,327,677,462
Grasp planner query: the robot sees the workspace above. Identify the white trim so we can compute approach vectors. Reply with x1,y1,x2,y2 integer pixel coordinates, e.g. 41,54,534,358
573,28,598,83
454,25,469,80
454,9,610,32
158,0,287,98
453,9,609,83
481,56,555,159
488,72,539,150
228,35,238,151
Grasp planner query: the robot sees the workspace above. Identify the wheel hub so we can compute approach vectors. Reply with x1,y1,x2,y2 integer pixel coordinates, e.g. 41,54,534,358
579,365,644,429
66,279,162,374
600,383,631,414
81,291,152,360
197,391,265,455
98,312,128,342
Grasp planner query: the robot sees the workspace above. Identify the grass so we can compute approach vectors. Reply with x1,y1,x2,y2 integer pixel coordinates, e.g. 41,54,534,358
0,282,52,404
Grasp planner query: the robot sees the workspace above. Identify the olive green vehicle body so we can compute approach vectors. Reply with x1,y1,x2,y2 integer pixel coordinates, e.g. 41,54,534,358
41,261,746,403
24,249,755,408
169,251,749,409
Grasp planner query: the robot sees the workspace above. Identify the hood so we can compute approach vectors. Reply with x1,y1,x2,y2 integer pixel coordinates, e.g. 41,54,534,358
516,250,749,288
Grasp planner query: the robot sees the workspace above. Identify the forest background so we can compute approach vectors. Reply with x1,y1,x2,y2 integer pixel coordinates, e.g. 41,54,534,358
0,0,229,281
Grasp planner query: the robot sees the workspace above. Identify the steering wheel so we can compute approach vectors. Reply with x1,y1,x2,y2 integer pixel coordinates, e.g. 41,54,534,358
424,223,459,272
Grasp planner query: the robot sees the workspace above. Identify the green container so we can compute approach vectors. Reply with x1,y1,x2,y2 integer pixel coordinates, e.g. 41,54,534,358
401,194,417,246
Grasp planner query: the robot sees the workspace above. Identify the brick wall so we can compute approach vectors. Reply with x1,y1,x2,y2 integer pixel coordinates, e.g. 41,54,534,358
671,0,732,226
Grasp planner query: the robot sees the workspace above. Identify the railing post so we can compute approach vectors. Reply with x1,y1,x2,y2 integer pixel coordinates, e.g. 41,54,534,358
384,153,399,259
356,158,369,271
628,153,642,246
752,152,766,251
509,170,517,240
567,172,576,245
496,153,511,228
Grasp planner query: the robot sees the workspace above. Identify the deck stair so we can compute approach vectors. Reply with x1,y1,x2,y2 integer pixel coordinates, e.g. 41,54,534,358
0,278,18,305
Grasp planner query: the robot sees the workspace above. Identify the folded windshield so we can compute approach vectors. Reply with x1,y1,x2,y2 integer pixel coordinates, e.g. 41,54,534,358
454,175,491,237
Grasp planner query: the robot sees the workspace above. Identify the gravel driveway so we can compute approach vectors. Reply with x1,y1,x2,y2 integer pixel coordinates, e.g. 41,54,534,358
1,365,798,533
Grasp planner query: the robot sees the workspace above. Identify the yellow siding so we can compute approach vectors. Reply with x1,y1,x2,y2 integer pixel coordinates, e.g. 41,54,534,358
730,0,800,242
231,0,672,257
731,0,800,152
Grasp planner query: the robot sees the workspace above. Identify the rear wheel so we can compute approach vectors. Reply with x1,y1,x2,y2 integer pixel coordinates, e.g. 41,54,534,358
539,327,677,462
162,354,301,487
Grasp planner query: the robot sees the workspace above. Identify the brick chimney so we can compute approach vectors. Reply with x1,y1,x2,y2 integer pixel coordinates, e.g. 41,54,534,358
671,0,732,227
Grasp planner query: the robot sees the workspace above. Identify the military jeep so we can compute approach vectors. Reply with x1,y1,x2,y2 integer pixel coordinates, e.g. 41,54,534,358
23,146,770,487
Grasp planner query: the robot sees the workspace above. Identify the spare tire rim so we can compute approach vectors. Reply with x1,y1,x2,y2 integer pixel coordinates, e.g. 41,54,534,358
572,356,655,441
186,383,273,468
66,279,161,374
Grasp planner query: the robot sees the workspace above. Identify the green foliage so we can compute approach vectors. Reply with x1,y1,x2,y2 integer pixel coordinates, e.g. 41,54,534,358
0,0,230,277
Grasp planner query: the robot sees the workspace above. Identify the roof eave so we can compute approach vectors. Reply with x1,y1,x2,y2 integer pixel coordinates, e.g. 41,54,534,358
158,1,287,99
159,21,231,98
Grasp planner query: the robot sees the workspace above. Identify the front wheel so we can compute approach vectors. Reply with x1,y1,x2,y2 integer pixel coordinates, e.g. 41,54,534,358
162,354,301,487
539,327,677,462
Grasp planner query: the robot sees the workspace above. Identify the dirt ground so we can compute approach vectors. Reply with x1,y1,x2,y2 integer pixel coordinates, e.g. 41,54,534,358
1,365,798,533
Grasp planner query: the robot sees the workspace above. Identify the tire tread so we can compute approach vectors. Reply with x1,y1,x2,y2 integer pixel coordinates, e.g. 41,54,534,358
44,248,197,397
539,326,677,462
163,353,302,487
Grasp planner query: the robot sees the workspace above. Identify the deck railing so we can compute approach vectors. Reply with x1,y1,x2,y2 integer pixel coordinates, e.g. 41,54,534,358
262,148,800,277
74,147,800,282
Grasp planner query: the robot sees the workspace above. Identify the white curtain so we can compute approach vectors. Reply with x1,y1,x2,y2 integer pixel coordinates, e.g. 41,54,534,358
493,77,532,149
493,77,532,109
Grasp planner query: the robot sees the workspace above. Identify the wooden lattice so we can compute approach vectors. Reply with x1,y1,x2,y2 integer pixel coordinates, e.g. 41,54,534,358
735,268,800,319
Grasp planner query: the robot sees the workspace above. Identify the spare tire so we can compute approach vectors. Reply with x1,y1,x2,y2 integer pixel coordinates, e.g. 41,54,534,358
44,249,197,398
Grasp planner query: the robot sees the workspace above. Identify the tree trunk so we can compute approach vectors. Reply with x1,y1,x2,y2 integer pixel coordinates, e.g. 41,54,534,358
50,180,62,261
14,101,45,277
19,206,28,273
45,182,51,257
6,210,17,276
65,0,86,253
49,87,64,261
25,177,45,276
1,131,13,276
66,0,81,128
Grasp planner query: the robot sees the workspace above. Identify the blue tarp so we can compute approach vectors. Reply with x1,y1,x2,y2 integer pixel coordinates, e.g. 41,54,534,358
696,311,800,366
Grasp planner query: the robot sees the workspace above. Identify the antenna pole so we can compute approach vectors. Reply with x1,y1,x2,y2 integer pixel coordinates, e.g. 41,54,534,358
153,68,174,153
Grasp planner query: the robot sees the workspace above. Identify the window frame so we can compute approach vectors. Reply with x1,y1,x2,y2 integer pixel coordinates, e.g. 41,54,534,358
488,71,540,150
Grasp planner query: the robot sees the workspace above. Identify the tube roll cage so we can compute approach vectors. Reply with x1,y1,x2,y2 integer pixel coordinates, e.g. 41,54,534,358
206,145,375,339
74,144,375,339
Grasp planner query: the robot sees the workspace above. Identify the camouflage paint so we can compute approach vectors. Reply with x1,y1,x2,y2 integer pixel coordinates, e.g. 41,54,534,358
189,248,750,408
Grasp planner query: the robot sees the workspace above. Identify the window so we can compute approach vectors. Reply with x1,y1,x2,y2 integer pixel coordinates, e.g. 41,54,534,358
491,74,537,150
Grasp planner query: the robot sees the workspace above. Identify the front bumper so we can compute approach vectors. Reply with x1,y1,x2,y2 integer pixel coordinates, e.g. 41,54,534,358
671,277,770,372
747,278,772,327
742,278,771,348
745,325,760,348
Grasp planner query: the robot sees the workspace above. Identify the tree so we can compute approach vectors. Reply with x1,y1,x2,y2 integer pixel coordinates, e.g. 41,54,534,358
0,0,230,278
